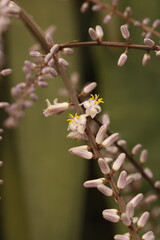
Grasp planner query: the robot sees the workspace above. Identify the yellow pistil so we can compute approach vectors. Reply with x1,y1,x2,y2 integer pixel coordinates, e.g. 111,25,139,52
67,113,80,124
90,94,104,103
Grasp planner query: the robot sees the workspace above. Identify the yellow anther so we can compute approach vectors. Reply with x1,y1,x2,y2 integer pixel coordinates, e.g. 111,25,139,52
67,113,80,124
90,94,104,103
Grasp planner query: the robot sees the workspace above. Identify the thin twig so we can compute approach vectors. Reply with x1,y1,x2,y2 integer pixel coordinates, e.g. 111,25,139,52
89,0,160,39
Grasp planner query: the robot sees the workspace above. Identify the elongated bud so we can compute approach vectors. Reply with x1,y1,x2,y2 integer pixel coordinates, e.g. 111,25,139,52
144,194,157,204
103,14,112,24
131,144,142,155
142,18,150,25
0,68,12,76
83,178,104,188
117,53,128,67
137,212,150,228
95,25,104,40
129,193,143,207
117,171,127,189
69,145,88,151
120,25,130,39
121,213,131,226
142,53,151,66
92,4,102,11
139,149,148,163
126,202,134,218
83,82,97,94
154,181,160,189
144,168,153,179
144,38,155,47
88,28,98,40
102,210,120,223
117,139,127,147
102,133,119,148
101,114,110,125
62,48,74,55
29,51,42,57
142,231,155,240
112,153,126,171
114,235,130,240
50,44,59,54
98,158,110,174
69,148,93,159
58,58,69,67
96,125,107,144
80,2,89,13
152,19,160,28
97,184,113,196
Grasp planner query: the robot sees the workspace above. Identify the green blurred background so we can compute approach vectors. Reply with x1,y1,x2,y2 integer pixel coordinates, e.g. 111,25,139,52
0,0,160,239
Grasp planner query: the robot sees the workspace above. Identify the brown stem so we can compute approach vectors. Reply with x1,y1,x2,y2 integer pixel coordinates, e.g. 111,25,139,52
60,41,159,52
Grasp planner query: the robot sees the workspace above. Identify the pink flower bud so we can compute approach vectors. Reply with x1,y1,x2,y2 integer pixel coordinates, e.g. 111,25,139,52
83,82,97,94
140,149,148,163
131,144,142,155
92,4,102,12
112,153,126,171
144,38,155,47
129,193,143,207
88,28,98,41
142,53,151,66
29,51,42,57
96,125,107,144
121,213,131,226
0,68,12,76
120,25,130,39
80,2,89,13
69,148,93,159
117,53,128,67
50,44,59,54
97,184,113,196
114,235,130,240
142,231,155,240
102,210,120,223
95,25,104,40
98,158,110,174
126,202,134,218
137,212,150,228
58,58,69,67
102,133,119,148
103,15,112,24
117,171,127,189
83,178,104,188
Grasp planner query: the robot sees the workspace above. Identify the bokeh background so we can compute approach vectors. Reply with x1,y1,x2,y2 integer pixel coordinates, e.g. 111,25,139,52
0,0,160,239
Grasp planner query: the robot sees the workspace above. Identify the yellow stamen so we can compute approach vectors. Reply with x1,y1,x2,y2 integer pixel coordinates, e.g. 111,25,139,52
90,94,104,103
67,113,80,124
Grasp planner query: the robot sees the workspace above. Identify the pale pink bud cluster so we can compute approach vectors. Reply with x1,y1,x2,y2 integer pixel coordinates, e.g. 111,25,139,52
88,25,104,41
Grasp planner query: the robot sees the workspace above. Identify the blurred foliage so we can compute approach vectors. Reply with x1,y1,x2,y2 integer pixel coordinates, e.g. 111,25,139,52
0,0,160,240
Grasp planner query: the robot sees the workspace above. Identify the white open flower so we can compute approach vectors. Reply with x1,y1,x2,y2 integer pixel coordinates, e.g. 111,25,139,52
67,113,87,134
81,94,104,118
43,98,69,117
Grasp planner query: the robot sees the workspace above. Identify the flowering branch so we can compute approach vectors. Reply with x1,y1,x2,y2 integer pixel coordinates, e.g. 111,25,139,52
88,0,160,39
4,1,158,196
